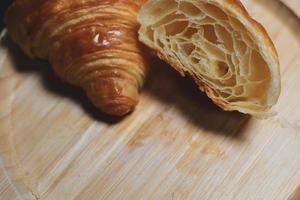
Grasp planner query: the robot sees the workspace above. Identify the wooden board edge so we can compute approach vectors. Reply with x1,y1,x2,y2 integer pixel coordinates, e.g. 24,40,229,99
0,30,41,200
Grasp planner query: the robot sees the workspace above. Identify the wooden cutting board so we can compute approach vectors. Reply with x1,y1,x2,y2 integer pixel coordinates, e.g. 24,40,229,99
1,0,300,199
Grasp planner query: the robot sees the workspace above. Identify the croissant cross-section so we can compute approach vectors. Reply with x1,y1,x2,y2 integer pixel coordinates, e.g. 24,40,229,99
138,0,281,116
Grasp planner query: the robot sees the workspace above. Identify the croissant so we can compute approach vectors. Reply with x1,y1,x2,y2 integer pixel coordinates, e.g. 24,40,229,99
5,0,148,116
138,0,281,116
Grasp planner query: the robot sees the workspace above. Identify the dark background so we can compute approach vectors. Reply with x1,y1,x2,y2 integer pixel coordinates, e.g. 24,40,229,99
0,0,12,30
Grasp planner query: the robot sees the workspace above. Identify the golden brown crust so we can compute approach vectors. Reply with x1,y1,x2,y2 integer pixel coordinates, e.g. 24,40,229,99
138,0,281,116
224,0,281,113
225,0,278,59
6,0,148,116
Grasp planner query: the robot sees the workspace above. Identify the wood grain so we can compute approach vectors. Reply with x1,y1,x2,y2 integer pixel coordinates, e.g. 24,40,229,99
0,0,300,199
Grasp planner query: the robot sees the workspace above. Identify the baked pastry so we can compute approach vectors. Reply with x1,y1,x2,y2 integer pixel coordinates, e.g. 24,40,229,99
6,0,148,116
138,0,281,116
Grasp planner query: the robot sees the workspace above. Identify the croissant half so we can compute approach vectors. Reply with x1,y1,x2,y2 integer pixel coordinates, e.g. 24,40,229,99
138,0,281,116
6,0,148,116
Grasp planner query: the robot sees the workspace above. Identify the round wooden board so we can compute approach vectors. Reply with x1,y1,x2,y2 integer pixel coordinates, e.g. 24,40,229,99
1,0,300,199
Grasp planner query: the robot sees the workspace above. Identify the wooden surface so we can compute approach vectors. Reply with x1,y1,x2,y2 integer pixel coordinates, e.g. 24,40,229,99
1,0,300,199
281,0,300,17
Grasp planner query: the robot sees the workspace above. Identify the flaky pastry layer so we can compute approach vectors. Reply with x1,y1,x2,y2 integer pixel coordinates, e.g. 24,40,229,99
139,0,281,116
6,0,148,116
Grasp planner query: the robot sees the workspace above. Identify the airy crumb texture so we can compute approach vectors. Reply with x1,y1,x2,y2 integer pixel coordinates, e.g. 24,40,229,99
138,0,281,116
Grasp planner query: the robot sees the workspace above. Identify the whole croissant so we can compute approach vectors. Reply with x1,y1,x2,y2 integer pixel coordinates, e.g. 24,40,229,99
5,0,148,116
